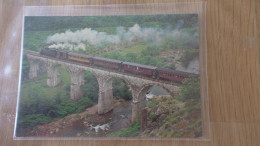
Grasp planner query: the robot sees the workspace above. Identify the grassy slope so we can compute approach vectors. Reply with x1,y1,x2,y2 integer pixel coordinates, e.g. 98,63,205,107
20,66,70,102
141,98,202,138
119,42,148,54
17,66,97,132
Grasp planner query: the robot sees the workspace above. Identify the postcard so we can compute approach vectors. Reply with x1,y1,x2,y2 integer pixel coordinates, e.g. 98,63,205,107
15,6,206,139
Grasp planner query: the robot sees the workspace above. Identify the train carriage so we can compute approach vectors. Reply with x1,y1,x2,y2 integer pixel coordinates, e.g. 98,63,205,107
68,52,93,64
39,47,198,84
92,57,122,70
122,62,157,78
157,68,197,82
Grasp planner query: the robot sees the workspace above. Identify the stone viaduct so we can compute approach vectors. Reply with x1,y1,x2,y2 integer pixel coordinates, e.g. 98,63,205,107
26,51,181,121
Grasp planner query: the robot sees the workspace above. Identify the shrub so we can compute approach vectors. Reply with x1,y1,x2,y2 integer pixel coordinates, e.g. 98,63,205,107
147,100,159,108
108,121,140,137
166,63,176,70
112,77,132,100
167,116,179,124
177,78,200,101
149,113,157,121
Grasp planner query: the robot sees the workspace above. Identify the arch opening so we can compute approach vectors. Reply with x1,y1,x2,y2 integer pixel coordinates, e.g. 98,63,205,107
138,85,173,104
96,76,133,132
80,71,99,103
112,77,133,101
131,84,174,122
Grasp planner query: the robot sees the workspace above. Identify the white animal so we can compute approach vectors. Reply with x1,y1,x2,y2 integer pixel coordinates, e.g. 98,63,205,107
89,124,100,133
99,124,110,131
89,124,110,133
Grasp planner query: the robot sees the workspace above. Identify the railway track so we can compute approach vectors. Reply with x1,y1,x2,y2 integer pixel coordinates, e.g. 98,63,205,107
23,49,183,86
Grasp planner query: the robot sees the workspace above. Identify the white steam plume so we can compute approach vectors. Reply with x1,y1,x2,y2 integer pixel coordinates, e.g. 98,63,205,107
46,23,197,51
48,43,86,51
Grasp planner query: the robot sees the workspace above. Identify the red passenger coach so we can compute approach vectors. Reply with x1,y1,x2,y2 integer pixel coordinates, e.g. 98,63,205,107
123,62,156,78
93,57,122,70
40,48,198,84
157,68,193,82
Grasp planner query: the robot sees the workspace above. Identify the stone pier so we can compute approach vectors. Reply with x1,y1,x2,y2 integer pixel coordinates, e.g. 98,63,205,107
66,65,85,100
96,76,114,114
45,62,61,87
131,86,147,121
27,56,40,79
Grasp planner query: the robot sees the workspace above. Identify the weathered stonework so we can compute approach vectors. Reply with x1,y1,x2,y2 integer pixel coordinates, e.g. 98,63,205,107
27,55,40,79
140,108,148,131
26,53,181,121
45,61,61,87
65,64,85,100
94,74,113,114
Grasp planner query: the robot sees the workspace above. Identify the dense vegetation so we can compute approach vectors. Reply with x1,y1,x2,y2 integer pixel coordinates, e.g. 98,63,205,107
18,57,132,134
24,15,197,32
108,77,201,138
17,66,98,133
143,98,202,138
112,77,132,101
18,65,133,134
141,77,201,138
108,121,140,137
177,77,200,101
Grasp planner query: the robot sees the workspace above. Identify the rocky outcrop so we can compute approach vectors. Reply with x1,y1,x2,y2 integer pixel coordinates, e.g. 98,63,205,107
140,97,202,138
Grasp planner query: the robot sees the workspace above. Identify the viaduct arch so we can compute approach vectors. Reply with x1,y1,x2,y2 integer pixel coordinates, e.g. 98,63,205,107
26,53,181,121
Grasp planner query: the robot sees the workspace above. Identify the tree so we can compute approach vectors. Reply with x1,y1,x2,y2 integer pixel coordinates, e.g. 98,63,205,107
177,77,200,101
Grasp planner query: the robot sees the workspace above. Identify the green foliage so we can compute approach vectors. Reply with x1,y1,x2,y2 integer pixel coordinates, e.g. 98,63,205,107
112,77,132,100
56,102,77,117
121,42,147,54
24,15,198,32
166,116,179,124
101,51,123,60
102,46,166,68
177,78,200,101
75,96,95,113
17,67,98,132
125,53,138,61
81,72,99,102
108,121,140,137
147,100,159,108
166,63,176,70
166,99,176,105
141,46,160,57
18,114,52,128
149,113,157,121
21,54,30,82
23,31,54,51
145,98,202,138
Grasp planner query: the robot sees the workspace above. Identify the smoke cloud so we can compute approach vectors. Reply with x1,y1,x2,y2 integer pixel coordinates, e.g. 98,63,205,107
48,43,86,51
46,24,197,51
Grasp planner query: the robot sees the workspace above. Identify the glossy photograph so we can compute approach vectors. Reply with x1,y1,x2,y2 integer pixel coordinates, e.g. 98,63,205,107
15,14,202,139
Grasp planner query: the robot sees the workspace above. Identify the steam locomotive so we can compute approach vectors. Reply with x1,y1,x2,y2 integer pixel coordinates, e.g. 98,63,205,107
40,48,198,82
